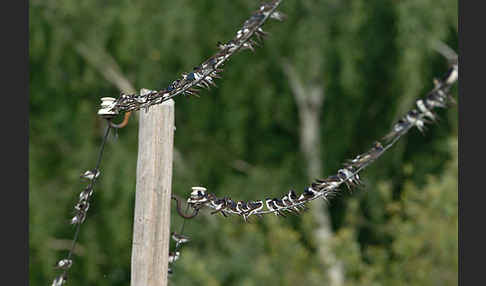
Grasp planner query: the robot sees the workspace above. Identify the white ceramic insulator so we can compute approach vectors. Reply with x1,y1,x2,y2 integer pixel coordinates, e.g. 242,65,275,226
97,97,118,117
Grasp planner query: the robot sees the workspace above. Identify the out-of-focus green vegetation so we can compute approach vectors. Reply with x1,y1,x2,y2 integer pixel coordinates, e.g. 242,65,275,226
29,0,457,285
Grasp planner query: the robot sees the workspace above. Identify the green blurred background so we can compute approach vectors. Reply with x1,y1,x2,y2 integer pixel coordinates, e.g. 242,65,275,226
29,0,458,285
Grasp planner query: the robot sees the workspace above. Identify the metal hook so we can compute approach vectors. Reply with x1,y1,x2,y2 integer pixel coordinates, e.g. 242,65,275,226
97,97,131,129
109,111,132,129
172,194,200,219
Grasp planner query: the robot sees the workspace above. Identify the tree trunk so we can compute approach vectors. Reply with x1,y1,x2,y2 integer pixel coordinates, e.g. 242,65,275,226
283,63,344,286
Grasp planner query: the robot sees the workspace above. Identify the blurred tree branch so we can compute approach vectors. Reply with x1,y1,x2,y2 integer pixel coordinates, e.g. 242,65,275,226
75,43,136,94
283,61,344,286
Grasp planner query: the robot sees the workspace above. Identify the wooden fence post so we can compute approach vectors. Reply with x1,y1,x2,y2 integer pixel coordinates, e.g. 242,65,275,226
131,89,175,286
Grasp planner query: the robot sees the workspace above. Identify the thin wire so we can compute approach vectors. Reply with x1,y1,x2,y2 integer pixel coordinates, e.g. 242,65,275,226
58,122,112,280
170,203,190,275
187,62,458,217
161,0,282,104
176,204,190,252
255,126,411,214
112,0,283,112
177,204,190,244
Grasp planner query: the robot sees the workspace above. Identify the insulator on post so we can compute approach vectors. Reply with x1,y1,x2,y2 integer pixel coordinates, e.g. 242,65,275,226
97,97,118,119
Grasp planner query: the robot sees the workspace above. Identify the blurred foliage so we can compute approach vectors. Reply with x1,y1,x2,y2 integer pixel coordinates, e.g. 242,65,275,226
29,0,457,285
332,138,458,286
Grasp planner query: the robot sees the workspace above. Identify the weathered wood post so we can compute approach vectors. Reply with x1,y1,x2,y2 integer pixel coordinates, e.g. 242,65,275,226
131,89,175,286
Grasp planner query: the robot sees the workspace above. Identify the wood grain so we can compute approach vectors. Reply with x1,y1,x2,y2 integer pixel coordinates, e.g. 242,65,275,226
131,89,174,286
